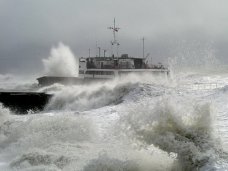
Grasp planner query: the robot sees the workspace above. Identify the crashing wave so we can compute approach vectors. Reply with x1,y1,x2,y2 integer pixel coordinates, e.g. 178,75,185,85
119,98,222,170
45,82,138,111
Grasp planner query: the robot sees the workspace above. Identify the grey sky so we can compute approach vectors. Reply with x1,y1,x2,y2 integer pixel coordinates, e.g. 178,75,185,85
0,0,228,74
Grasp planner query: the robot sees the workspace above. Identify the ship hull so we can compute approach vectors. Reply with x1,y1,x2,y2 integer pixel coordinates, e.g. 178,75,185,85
0,92,52,114
37,76,110,86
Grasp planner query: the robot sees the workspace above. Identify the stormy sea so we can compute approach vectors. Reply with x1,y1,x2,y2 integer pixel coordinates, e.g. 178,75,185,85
0,44,228,171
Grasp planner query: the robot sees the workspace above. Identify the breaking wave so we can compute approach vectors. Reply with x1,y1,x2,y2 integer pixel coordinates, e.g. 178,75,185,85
41,73,170,112
0,104,12,145
45,81,138,111
119,98,223,170
1,76,228,170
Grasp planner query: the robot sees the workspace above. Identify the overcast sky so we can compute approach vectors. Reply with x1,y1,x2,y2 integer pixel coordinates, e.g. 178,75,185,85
0,0,228,74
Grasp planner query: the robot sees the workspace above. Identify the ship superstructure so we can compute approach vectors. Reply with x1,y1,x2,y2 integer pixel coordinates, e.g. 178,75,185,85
78,54,168,79
37,19,169,86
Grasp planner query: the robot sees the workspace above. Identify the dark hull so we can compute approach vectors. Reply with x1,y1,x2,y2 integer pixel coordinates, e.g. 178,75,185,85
0,92,52,114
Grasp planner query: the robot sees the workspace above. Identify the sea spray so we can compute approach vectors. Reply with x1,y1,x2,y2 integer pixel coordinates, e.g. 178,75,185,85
119,98,221,170
1,114,96,150
42,73,170,111
83,152,174,171
169,41,220,73
0,104,11,125
37,83,65,94
0,74,37,91
0,112,97,170
42,43,79,77
45,81,135,111
0,74,227,170
167,41,223,88
0,104,12,144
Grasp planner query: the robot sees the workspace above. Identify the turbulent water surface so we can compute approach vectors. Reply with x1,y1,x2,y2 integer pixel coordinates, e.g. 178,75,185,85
0,70,228,171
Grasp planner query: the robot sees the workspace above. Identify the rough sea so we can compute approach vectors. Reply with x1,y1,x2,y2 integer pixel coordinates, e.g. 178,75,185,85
0,43,228,171
0,68,228,171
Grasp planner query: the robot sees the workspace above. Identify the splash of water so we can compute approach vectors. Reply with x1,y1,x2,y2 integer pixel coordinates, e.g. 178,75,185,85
119,98,222,170
45,81,136,111
0,104,12,147
0,112,97,170
0,104,11,126
43,73,169,112
42,43,79,77
0,114,95,150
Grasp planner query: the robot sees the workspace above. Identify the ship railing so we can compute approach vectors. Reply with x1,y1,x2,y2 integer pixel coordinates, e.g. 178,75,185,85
178,82,226,91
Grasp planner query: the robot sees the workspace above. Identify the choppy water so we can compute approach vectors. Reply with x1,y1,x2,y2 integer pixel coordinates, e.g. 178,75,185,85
0,71,228,171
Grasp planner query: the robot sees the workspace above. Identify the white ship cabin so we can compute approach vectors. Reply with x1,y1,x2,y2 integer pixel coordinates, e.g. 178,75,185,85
79,54,168,79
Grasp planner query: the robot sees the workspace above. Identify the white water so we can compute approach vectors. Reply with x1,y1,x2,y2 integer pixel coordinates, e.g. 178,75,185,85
42,42,79,77
0,46,228,170
0,71,228,171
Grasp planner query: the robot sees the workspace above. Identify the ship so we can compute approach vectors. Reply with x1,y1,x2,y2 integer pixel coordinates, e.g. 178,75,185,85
37,19,169,86
0,19,169,113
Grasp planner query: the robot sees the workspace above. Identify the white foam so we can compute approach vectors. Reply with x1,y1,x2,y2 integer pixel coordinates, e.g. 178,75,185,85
0,104,11,125
118,97,221,170
1,71,228,170
42,42,79,77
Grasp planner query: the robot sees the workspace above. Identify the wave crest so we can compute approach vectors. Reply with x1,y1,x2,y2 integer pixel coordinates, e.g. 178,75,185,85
45,82,137,111
119,99,221,170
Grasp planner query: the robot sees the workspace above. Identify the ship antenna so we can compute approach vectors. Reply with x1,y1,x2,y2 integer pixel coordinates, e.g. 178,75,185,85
108,18,120,57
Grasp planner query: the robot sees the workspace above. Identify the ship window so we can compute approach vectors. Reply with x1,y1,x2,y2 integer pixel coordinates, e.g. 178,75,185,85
85,71,114,75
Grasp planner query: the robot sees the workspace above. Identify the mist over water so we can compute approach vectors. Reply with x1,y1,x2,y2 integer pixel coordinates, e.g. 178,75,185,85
42,42,79,77
0,74,38,91
168,42,223,77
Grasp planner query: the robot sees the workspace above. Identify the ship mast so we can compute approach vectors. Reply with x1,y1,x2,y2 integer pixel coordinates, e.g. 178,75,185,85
108,18,120,57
